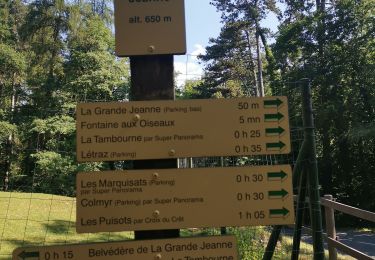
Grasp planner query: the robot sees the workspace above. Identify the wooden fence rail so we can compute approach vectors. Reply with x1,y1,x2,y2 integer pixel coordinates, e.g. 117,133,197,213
321,194,375,260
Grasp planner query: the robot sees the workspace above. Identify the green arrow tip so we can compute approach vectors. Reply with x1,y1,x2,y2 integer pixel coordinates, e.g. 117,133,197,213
265,126,285,135
264,112,284,121
280,170,287,179
267,170,288,181
270,207,290,217
274,98,283,106
266,141,286,150
269,189,289,198
264,98,283,107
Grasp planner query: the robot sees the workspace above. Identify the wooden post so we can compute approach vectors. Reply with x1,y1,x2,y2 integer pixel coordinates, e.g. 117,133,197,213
324,194,338,260
130,55,179,240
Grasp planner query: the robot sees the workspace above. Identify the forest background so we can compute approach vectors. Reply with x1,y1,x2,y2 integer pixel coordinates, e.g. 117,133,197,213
0,0,374,226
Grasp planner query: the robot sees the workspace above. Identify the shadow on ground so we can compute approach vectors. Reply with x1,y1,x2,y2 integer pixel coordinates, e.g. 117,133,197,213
43,220,75,234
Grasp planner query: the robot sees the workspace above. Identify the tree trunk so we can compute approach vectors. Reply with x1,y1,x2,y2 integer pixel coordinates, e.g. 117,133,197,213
244,30,258,96
255,28,264,97
3,76,17,191
320,133,333,194
317,0,326,60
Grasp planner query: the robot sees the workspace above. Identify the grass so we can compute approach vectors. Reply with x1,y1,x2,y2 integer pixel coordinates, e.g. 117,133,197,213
181,227,355,259
277,236,355,260
352,227,375,233
0,191,132,259
1,191,356,260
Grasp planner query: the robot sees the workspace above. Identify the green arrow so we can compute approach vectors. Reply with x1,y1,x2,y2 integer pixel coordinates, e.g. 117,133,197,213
267,170,288,181
264,112,284,122
265,126,285,136
18,251,40,259
268,189,289,199
264,98,283,108
269,207,290,217
266,141,286,150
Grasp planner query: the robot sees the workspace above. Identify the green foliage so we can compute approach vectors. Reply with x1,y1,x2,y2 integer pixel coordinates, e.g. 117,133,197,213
64,15,129,101
188,0,375,226
30,116,75,136
68,15,113,52
201,0,281,97
0,0,26,45
0,44,26,79
28,115,75,153
0,121,16,140
0,43,26,117
0,0,10,41
176,79,202,99
271,0,375,223
348,123,375,140
197,22,257,97
0,0,130,194
31,151,76,195
0,122,18,183
230,227,266,259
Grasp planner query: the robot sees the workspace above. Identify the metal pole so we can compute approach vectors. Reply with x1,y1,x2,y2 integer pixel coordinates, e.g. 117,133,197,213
301,80,325,259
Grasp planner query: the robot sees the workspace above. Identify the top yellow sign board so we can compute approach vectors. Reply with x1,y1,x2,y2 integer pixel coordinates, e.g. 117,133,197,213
76,97,291,162
114,0,186,56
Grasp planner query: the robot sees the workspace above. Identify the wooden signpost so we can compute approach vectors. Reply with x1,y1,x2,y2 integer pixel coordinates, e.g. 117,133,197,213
14,1,296,259
76,166,294,233
13,236,238,260
76,97,290,161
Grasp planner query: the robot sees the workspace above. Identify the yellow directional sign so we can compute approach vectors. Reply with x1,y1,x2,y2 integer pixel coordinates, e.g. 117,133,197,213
114,0,186,56
76,97,291,162
76,165,294,233
13,236,238,260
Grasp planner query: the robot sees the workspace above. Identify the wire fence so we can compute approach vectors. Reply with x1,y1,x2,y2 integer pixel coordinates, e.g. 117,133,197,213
0,55,316,259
